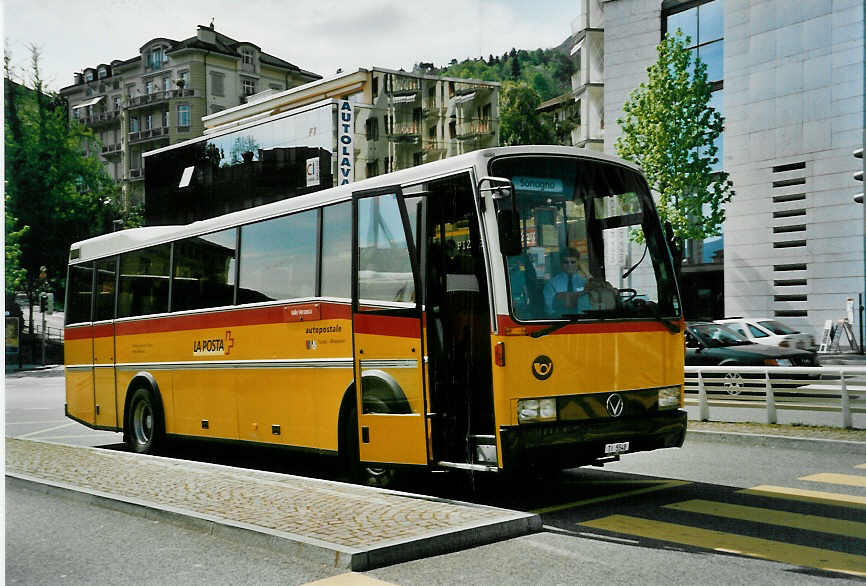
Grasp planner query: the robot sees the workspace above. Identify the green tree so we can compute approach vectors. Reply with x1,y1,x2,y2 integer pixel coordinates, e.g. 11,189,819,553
5,197,28,295
615,31,734,274
498,81,555,146
5,46,120,329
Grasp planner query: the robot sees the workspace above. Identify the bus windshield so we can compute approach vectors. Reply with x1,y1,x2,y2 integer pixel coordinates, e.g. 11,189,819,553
490,155,679,322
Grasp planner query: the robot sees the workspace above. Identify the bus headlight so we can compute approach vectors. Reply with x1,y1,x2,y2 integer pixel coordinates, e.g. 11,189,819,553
517,398,557,423
658,386,681,409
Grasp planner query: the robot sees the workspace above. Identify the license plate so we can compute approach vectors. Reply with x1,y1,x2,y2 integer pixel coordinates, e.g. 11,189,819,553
604,441,630,455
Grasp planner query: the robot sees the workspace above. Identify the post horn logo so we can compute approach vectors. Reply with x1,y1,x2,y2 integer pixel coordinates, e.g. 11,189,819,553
531,355,554,381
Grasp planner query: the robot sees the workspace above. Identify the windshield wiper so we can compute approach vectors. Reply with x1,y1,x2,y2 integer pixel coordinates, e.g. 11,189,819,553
530,314,583,338
621,244,647,280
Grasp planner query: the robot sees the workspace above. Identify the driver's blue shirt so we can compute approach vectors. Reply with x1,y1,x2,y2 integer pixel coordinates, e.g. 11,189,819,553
543,272,587,312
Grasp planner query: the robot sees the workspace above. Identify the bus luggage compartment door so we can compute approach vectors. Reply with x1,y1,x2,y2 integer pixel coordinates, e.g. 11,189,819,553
352,188,429,466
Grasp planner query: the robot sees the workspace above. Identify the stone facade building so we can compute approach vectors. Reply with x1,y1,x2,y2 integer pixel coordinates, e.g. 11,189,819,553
59,24,320,208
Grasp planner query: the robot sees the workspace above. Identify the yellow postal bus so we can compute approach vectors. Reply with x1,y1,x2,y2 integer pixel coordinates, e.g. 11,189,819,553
65,145,686,484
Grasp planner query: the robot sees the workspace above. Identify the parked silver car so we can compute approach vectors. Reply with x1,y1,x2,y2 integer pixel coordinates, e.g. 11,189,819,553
715,317,815,351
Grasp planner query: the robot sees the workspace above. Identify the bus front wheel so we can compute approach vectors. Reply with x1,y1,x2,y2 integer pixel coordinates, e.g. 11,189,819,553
126,387,164,454
343,401,397,489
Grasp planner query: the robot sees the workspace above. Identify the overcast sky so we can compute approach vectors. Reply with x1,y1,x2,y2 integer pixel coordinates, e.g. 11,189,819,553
4,0,577,91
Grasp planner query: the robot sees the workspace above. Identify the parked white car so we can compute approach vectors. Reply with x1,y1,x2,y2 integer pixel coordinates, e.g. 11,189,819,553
715,317,816,351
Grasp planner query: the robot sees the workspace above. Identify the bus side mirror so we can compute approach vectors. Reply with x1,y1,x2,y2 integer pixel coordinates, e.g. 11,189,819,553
497,208,522,256
478,176,521,256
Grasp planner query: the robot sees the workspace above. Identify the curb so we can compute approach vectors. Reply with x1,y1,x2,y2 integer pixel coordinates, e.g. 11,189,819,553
6,442,541,571
686,429,866,454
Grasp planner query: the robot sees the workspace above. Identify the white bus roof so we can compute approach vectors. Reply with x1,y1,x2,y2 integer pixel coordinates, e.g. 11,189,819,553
69,146,642,264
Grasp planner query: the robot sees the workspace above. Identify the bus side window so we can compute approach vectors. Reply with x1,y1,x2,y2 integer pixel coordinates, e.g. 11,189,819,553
66,263,94,325
321,202,351,299
172,228,237,312
118,244,171,318
238,210,317,304
94,257,117,321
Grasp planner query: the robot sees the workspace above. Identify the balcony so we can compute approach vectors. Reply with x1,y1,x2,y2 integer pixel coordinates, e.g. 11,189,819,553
240,62,257,74
128,126,170,145
83,110,121,127
386,122,420,142
126,89,199,110
101,143,122,156
128,168,144,181
456,119,494,139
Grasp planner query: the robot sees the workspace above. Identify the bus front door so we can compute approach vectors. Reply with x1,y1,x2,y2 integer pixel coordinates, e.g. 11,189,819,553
352,187,429,467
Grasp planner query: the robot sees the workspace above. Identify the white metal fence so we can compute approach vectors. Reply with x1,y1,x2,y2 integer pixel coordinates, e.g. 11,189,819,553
684,365,866,429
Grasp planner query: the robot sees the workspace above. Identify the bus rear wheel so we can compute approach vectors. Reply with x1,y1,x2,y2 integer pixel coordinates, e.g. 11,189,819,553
126,387,163,454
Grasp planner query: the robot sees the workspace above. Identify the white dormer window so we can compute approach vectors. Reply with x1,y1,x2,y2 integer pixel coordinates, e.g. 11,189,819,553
85,71,94,82
98,66,108,79
242,48,254,65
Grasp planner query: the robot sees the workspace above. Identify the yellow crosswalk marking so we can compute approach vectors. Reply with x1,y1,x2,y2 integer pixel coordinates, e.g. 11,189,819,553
738,485,866,510
531,480,689,514
581,514,866,577
303,573,397,586
801,473,866,488
664,499,866,539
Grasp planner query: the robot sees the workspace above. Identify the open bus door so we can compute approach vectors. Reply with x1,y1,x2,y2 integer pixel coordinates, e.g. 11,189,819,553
351,187,429,467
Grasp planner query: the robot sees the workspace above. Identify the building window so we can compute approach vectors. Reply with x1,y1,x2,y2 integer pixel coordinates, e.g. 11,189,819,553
242,78,256,96
177,104,190,129
365,117,379,140
130,117,139,132
242,48,254,65
664,0,724,85
113,95,121,110
85,71,94,82
372,76,379,97
366,160,379,178
162,110,169,128
145,80,153,95
163,77,172,92
149,47,164,71
211,72,225,96
178,71,189,89
98,66,108,79
144,113,153,130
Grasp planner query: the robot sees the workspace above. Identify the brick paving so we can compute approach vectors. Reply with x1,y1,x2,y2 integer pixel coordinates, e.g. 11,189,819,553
5,438,538,565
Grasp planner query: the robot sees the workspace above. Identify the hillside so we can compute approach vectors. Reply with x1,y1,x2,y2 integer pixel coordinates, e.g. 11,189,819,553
414,45,574,102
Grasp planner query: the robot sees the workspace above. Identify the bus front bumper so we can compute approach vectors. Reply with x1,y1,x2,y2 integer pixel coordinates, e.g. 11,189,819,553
498,409,687,472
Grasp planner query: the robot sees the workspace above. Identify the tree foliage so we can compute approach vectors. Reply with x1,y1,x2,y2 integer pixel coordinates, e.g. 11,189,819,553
422,46,574,102
498,81,555,146
615,32,734,272
5,197,28,295
5,47,121,324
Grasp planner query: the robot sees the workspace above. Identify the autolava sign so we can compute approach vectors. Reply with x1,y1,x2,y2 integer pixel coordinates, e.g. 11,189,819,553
338,100,353,185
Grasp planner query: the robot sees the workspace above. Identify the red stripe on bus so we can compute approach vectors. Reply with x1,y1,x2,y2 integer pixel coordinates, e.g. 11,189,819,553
353,313,420,338
64,301,353,339
496,315,681,335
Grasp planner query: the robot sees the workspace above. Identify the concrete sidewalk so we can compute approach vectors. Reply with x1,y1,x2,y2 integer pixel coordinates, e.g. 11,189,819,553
5,438,540,571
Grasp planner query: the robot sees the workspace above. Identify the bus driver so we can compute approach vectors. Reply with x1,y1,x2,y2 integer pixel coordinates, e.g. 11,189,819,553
543,248,586,313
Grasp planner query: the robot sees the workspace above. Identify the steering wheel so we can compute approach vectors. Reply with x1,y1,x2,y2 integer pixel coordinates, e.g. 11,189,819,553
618,288,637,302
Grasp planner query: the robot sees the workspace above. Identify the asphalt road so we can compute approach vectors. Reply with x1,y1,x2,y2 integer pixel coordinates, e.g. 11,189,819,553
5,370,866,584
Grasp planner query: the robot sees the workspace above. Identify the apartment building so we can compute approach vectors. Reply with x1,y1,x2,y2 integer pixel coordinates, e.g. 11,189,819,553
140,68,499,225
543,0,863,341
538,0,606,151
59,24,320,208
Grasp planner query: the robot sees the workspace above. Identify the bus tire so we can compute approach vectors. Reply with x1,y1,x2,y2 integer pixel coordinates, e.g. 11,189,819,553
126,387,164,454
343,399,397,489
